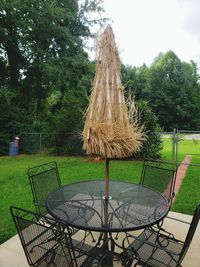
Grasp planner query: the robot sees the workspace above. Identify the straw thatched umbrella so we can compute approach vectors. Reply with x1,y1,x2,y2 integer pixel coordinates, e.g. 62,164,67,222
83,25,145,199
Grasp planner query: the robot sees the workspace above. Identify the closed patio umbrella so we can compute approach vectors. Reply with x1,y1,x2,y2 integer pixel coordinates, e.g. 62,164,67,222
83,25,145,199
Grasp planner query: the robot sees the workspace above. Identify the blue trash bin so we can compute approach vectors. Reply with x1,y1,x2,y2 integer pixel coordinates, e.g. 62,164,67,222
9,142,18,156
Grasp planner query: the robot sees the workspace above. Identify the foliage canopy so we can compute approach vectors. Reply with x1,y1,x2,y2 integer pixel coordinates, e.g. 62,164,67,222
1,1,200,157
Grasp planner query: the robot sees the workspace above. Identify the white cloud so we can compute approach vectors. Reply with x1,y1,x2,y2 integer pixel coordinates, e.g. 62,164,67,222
179,0,200,39
95,0,200,68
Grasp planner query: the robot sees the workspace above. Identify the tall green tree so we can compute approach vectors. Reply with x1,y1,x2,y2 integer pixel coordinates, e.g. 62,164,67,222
0,0,104,154
0,1,24,90
122,51,200,133
121,63,148,100
146,51,200,131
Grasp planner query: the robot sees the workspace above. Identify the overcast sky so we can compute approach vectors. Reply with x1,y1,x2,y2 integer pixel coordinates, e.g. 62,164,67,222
91,0,200,69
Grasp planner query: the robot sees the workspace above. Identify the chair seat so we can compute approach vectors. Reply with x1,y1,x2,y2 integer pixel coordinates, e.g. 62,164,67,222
126,229,183,267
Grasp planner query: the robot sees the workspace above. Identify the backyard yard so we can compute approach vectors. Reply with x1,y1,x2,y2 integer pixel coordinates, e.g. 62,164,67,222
0,137,200,245
1,2,200,266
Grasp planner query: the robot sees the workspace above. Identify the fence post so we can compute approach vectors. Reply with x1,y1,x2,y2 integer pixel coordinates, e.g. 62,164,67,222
172,128,176,161
175,129,179,164
39,133,42,153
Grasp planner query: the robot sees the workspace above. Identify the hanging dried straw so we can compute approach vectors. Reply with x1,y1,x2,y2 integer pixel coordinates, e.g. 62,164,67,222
82,25,145,158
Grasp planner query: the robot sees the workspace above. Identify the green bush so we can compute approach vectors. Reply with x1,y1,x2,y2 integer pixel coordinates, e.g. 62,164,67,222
134,100,163,159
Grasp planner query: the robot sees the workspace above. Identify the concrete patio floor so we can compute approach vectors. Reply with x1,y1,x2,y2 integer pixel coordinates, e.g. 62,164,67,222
0,211,199,267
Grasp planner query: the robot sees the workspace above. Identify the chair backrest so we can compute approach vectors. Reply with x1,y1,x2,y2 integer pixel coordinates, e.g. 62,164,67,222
10,206,75,267
28,161,61,215
140,160,177,203
179,203,200,263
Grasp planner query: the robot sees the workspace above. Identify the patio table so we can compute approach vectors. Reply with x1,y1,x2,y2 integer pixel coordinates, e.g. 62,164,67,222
45,180,170,266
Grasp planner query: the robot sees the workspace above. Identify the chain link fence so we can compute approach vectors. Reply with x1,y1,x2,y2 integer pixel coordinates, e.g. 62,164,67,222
19,133,43,154
164,129,200,164
18,130,200,164
19,132,83,155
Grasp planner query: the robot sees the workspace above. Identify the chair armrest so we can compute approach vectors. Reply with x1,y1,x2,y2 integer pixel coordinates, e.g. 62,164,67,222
150,214,191,240
123,231,184,257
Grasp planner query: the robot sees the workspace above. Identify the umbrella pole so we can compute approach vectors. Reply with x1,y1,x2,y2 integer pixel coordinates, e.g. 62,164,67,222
105,158,109,200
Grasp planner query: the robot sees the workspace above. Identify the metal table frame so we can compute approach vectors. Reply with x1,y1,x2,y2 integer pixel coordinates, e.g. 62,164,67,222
46,180,170,266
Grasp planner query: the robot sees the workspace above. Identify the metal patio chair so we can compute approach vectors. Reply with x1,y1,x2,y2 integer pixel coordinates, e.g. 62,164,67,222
28,161,61,216
10,206,113,267
10,206,77,267
122,203,200,267
140,160,178,204
28,161,96,242
114,160,178,241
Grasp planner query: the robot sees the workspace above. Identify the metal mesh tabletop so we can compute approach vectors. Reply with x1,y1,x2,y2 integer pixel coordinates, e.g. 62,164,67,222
45,180,170,232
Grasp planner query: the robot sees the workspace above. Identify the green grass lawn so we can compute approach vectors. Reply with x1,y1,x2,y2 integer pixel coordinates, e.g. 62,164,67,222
0,155,142,244
162,137,200,214
172,139,200,214
0,137,200,245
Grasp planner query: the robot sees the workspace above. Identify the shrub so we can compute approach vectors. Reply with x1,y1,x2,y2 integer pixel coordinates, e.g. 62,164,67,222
134,100,163,159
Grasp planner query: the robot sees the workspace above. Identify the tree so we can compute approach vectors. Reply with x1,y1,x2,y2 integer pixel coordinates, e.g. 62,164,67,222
122,51,200,132
0,0,105,154
147,51,200,131
121,63,148,100
0,1,25,90
43,61,95,155
0,89,22,155
121,65,163,159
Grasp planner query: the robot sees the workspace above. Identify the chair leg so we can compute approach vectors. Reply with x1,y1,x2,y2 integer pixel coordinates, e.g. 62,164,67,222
120,251,134,267
89,231,96,242
115,232,119,240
